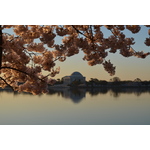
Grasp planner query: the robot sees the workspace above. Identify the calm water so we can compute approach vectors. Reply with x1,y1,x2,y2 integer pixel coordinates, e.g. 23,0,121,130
0,88,150,125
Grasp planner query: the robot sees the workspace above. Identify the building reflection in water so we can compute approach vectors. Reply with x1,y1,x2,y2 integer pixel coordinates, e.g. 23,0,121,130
41,87,150,103
48,88,86,103
1,87,150,103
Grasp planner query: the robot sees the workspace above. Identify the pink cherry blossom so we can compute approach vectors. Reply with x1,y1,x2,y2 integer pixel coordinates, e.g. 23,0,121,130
0,25,150,94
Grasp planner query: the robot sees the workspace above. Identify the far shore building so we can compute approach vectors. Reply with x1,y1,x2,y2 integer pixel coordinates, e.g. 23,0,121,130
62,71,86,85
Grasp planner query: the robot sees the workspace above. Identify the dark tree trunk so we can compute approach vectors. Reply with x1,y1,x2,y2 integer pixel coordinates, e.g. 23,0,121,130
0,25,2,69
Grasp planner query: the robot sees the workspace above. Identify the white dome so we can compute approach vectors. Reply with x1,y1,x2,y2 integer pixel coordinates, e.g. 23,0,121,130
71,72,83,77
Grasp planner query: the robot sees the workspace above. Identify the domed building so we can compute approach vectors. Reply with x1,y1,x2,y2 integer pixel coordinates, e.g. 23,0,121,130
62,71,86,85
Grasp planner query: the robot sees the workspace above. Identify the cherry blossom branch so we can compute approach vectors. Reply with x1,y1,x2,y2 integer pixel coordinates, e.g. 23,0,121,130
1,66,29,75
41,55,62,79
71,25,89,38
110,26,136,52
89,25,95,50
3,33,19,42
0,76,14,91
0,25,2,69
23,49,37,67
0,66,45,82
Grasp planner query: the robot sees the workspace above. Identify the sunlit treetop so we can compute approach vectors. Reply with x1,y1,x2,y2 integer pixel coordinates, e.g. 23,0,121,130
0,25,150,94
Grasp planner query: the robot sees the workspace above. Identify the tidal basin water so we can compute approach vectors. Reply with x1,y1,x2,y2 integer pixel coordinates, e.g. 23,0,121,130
0,87,150,125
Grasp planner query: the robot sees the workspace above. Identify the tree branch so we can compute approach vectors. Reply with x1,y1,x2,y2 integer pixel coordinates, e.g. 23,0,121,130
0,66,45,82
110,26,136,53
1,66,29,75
71,25,89,38
0,25,2,69
0,76,14,91
89,25,95,50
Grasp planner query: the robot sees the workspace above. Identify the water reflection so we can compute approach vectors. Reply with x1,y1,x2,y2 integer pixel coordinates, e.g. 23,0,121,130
0,87,150,125
87,87,150,99
1,87,150,103
47,88,86,103
109,87,150,97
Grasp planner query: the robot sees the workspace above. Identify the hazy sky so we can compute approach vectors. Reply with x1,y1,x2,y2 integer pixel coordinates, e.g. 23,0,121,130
3,25,150,81
54,49,150,81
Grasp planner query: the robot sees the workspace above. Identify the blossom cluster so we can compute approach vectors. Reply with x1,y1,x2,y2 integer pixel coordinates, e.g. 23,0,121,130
103,60,116,76
0,25,150,94
0,25,60,94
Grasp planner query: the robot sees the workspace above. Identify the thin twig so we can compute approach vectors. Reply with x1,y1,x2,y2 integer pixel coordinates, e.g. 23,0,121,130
71,25,89,38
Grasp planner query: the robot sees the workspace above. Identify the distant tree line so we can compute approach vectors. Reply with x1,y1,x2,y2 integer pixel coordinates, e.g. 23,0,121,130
86,77,150,87
54,77,150,87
